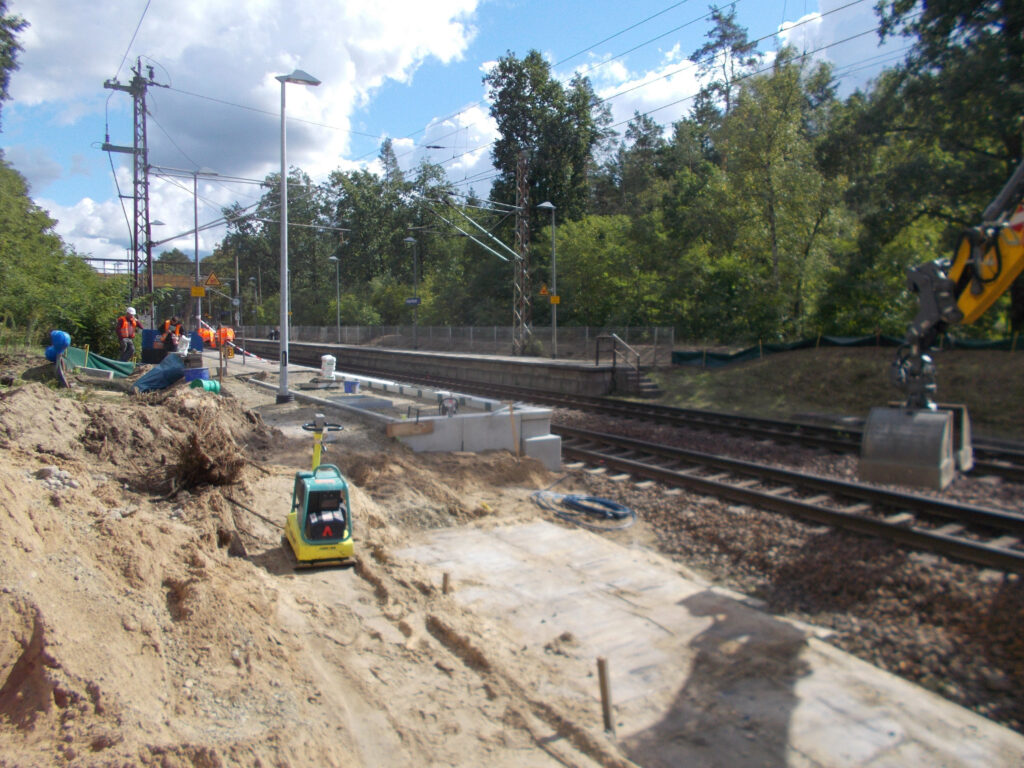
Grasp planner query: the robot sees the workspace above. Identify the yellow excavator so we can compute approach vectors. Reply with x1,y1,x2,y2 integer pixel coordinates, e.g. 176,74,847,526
860,159,1024,488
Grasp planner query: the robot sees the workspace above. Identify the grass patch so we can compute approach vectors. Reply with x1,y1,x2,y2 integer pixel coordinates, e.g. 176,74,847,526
650,347,1024,440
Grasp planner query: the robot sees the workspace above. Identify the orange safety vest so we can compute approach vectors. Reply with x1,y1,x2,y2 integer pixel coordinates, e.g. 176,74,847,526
217,327,235,346
161,320,183,336
198,327,215,347
116,315,140,339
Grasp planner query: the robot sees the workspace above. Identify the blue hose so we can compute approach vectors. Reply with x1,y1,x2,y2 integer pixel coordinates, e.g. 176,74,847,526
530,489,636,531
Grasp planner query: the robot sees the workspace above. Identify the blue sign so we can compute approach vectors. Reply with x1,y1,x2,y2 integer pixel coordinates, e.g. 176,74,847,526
405,297,422,306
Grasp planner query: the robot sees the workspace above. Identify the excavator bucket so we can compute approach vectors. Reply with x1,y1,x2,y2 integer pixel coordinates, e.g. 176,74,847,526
859,407,956,490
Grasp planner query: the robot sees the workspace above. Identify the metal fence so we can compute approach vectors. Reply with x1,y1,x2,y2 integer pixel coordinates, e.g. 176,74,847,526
239,325,675,368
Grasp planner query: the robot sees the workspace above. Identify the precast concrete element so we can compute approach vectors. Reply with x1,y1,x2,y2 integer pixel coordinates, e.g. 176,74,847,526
241,363,562,470
397,406,562,471
524,434,562,470
859,407,956,489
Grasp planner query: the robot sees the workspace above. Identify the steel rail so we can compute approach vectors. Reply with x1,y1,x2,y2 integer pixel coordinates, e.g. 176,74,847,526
557,429,1024,573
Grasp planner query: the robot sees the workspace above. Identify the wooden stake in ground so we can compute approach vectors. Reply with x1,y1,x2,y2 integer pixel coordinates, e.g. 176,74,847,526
598,656,615,737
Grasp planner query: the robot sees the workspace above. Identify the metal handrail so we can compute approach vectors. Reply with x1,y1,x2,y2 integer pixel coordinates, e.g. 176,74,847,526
595,334,642,382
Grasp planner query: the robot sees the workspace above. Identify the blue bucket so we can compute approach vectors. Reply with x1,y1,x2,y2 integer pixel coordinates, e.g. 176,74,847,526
184,367,209,383
343,380,359,394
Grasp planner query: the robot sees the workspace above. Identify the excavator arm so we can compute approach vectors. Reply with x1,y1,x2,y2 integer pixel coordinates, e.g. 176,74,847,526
863,159,1024,489
892,159,1024,409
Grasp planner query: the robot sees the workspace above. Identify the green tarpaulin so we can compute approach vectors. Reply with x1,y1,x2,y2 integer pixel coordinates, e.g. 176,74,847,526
61,347,135,378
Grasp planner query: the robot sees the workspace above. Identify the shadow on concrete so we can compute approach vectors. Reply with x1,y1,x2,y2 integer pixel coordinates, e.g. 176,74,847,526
621,589,810,768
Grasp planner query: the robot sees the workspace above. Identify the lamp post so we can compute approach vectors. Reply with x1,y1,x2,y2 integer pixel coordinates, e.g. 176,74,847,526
328,254,341,343
275,69,321,403
147,219,165,329
403,236,419,349
537,201,557,358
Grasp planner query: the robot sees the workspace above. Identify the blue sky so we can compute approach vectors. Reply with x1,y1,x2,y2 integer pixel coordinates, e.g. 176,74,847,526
2,0,906,268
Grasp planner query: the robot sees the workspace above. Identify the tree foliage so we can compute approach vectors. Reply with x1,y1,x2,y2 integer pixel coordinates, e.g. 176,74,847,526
0,159,127,354
3,2,1022,349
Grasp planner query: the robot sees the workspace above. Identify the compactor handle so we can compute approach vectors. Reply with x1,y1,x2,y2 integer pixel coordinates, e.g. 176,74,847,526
302,412,343,433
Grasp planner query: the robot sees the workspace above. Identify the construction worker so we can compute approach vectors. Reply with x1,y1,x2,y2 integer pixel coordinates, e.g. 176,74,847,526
115,307,142,361
216,323,235,348
197,325,215,349
155,315,183,350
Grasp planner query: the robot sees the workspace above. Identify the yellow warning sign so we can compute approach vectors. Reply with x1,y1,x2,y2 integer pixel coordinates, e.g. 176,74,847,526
539,284,549,296
205,272,221,287
191,286,206,297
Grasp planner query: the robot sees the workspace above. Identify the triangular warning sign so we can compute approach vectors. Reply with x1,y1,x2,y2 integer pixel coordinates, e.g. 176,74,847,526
539,283,549,296
205,272,221,286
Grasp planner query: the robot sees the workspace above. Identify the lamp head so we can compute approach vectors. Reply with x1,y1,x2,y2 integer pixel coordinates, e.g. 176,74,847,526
276,69,321,87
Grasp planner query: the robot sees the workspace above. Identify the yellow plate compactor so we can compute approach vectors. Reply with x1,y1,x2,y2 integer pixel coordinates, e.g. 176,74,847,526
283,414,354,566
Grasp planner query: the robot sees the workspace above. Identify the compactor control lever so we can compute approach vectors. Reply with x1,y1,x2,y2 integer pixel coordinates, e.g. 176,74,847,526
301,413,344,470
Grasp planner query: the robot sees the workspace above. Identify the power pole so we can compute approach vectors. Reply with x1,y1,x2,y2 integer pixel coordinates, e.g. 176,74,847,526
102,59,164,318
513,149,532,354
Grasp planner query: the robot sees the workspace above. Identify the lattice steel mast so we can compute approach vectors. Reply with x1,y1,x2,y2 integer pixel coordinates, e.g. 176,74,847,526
103,59,161,302
513,149,532,354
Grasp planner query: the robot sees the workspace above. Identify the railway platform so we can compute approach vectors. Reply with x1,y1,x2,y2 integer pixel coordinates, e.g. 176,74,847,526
240,338,637,397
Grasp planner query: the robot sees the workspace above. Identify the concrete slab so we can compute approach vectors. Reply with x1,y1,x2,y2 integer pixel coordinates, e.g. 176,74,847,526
400,521,1024,767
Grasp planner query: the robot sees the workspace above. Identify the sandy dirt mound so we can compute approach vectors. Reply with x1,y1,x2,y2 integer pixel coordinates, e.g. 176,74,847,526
0,364,625,768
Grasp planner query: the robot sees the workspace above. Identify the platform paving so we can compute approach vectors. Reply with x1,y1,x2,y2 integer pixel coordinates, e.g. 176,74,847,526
401,520,1024,767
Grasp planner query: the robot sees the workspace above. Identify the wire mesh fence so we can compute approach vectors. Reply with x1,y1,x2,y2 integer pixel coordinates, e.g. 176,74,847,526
241,325,676,368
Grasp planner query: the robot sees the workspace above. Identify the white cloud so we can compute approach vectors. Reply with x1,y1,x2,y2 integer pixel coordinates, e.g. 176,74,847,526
10,0,482,259
591,56,702,133
4,144,62,192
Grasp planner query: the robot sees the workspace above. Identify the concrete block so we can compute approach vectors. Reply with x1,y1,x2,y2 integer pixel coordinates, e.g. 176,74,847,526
399,415,463,453
519,410,553,440
524,434,561,471
463,411,519,453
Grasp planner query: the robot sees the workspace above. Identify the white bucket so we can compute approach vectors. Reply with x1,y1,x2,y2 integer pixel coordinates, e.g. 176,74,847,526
176,335,191,355
320,354,336,379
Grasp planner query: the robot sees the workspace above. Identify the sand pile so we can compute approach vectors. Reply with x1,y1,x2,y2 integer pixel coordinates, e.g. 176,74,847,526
0,370,618,768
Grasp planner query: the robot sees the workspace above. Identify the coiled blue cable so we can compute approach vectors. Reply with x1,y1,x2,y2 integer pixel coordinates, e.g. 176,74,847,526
530,489,636,531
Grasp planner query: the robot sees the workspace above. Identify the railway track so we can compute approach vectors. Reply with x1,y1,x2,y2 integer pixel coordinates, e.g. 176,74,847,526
248,342,1024,570
275,344,1024,482
555,425,1024,574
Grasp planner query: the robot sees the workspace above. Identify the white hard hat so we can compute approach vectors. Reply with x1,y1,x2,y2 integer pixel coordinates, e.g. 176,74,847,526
126,307,136,315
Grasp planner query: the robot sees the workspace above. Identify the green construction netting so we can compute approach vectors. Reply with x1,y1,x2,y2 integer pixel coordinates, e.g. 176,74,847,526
61,347,136,378
672,334,1022,368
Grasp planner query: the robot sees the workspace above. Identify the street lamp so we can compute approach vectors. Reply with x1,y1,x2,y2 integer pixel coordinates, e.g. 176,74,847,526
403,236,419,349
537,201,557,358
275,68,321,403
328,254,341,343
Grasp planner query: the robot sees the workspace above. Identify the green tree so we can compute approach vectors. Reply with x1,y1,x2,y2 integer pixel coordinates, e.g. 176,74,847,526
484,51,610,223
0,1,26,129
691,4,759,118
0,159,126,354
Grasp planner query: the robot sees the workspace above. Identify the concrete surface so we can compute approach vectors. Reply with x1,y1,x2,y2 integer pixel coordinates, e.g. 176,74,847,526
401,521,1024,767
